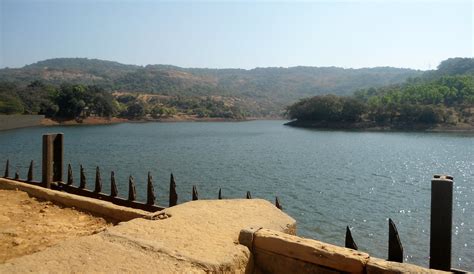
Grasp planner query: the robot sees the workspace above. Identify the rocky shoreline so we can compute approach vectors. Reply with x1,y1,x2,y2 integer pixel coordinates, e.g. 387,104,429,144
1,115,269,131
39,115,255,127
284,120,474,133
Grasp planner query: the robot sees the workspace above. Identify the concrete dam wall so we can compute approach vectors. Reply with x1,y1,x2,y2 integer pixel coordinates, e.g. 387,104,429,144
0,115,44,131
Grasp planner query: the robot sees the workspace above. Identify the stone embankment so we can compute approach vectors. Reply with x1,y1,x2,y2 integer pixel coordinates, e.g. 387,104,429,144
0,178,447,273
0,178,295,273
239,228,448,274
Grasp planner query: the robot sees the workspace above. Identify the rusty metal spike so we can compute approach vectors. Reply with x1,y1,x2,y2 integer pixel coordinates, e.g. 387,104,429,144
79,165,86,189
94,166,102,193
388,218,403,263
192,185,198,201
246,191,251,199
345,226,358,250
14,170,19,180
4,159,9,178
27,160,34,181
275,197,283,210
128,175,136,201
169,173,178,207
147,172,155,205
110,171,118,197
218,188,222,199
67,163,73,185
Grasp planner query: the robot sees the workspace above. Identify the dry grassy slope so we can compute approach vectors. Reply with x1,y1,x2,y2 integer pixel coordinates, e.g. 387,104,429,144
39,69,104,81
113,91,265,117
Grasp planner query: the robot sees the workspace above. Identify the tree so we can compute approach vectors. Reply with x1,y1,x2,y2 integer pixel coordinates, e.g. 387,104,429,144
0,94,24,114
91,93,117,117
53,84,87,118
341,98,366,122
418,105,444,124
50,84,117,118
126,103,145,119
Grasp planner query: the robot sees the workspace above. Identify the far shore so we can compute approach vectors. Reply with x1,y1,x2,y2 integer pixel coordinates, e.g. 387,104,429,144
3,115,473,133
1,115,285,131
40,115,267,127
284,120,474,133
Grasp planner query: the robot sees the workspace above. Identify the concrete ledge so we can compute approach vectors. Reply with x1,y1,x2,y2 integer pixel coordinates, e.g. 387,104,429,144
254,248,340,274
239,226,263,249
253,228,370,273
0,178,151,222
366,257,448,274
244,228,450,274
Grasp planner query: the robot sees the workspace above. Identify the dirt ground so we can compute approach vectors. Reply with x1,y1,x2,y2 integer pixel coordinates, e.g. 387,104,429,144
0,189,112,263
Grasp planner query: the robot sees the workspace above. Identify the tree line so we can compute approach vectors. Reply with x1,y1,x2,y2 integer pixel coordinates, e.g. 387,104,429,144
286,74,473,126
0,81,118,118
0,80,246,120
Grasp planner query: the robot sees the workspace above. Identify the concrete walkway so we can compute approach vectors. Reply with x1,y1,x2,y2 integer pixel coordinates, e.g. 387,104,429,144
0,199,295,273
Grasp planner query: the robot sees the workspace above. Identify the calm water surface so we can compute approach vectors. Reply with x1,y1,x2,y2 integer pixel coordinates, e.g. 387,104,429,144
0,120,472,269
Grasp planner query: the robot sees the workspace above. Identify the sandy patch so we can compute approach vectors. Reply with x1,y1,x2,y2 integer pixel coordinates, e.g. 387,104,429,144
0,189,111,263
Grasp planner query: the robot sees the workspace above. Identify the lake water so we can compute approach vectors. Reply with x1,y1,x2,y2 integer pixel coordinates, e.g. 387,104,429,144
0,120,472,269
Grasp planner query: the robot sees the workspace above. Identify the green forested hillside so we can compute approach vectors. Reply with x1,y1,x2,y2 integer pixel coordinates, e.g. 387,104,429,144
286,58,474,129
4,58,471,122
0,58,421,117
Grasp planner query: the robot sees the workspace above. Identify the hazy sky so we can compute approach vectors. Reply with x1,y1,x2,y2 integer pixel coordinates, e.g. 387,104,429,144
0,0,472,70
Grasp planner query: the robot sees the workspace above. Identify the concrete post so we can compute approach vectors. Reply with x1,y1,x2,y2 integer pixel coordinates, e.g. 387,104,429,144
42,134,53,188
429,174,453,271
52,133,63,182
42,133,64,188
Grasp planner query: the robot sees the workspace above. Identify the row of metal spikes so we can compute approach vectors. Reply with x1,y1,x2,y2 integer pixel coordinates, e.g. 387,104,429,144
3,159,283,210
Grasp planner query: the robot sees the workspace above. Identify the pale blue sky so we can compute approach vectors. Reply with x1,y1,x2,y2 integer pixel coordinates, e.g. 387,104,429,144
0,0,472,70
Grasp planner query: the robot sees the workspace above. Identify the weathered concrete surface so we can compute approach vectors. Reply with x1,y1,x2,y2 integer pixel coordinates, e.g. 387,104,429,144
0,199,296,273
0,234,206,273
253,248,340,274
245,228,449,274
366,257,448,274
253,228,370,273
0,178,151,222
0,114,44,131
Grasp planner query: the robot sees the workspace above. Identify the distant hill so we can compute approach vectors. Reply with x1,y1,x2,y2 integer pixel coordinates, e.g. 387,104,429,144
0,58,422,115
24,58,139,74
423,58,474,80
